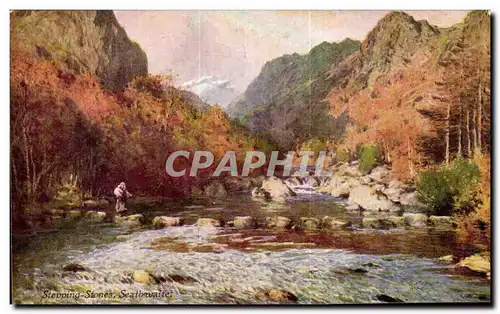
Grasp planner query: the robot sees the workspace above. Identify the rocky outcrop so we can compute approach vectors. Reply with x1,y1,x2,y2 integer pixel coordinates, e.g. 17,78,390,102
11,10,148,91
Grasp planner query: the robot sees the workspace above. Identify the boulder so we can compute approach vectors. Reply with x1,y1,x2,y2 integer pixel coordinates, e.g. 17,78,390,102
368,166,391,182
321,216,352,229
399,192,420,206
152,216,182,229
456,254,490,275
382,186,404,203
249,176,265,187
362,217,397,229
360,176,371,185
348,185,399,211
428,216,456,229
233,216,256,229
261,177,296,201
203,181,228,198
115,214,145,228
403,213,428,227
337,163,361,177
330,184,351,198
85,211,106,222
62,263,87,272
265,216,292,229
133,270,157,285
300,217,320,230
195,218,222,227
251,187,271,200
256,289,298,303
386,216,405,228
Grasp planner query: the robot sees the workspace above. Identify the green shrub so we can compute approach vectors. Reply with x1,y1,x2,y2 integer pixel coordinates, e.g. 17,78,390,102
417,159,481,216
301,138,328,158
334,147,350,163
358,144,380,174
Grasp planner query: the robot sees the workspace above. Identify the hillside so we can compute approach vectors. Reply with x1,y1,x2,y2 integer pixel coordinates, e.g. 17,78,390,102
227,38,361,150
10,10,148,91
10,10,271,220
327,10,490,178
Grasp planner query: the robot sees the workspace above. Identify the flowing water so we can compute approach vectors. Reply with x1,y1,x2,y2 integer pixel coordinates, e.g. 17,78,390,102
12,184,491,304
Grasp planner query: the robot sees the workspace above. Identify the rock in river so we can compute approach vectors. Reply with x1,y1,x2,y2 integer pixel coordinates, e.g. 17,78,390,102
195,218,222,227
85,211,106,222
261,176,296,201
456,254,490,275
152,216,182,229
62,263,87,272
133,270,157,285
265,216,292,229
428,215,456,229
300,217,320,230
115,214,145,228
403,213,428,227
321,216,352,229
233,216,256,229
256,289,298,303
348,185,399,211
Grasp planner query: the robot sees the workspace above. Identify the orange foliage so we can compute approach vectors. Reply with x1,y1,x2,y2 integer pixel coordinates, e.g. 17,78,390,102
328,62,439,179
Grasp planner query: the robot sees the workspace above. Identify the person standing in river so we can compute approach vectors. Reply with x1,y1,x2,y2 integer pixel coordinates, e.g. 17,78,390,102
114,182,132,215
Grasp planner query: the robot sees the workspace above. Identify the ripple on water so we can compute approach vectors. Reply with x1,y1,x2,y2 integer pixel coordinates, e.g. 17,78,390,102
13,224,490,304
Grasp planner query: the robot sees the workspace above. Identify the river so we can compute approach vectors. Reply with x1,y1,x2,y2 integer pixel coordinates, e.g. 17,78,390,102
11,184,491,304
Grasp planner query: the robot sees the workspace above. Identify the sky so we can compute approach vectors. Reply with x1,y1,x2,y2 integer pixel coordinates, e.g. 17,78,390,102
115,10,469,93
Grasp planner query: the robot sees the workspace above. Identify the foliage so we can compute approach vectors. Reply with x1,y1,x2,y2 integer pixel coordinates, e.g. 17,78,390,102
334,145,350,163
10,46,268,219
416,158,481,215
300,138,328,158
358,143,380,174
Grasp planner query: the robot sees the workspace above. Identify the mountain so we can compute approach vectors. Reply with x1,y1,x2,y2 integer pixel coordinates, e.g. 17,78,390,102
227,38,361,150
181,76,238,108
10,10,148,91
326,10,490,178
